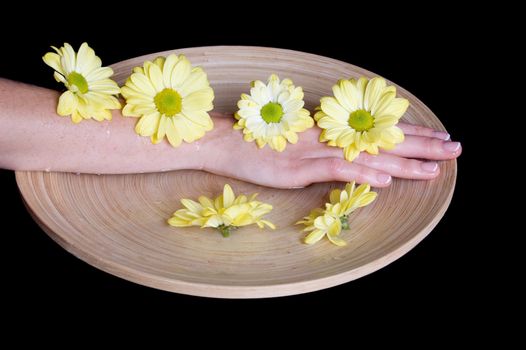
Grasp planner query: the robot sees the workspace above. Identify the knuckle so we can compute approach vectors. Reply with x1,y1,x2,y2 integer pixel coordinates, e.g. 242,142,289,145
415,125,433,136
354,167,371,184
424,137,442,156
406,159,425,177
328,158,344,176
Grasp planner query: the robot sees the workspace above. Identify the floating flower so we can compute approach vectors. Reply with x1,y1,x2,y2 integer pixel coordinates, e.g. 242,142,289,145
168,184,275,237
314,77,409,161
121,54,214,147
296,182,377,246
43,42,121,123
234,74,313,152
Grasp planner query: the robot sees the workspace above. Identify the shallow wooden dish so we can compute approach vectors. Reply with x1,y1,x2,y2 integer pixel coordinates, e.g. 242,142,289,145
16,46,456,298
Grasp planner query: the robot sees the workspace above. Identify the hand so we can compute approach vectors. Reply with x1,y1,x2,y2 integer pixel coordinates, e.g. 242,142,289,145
202,114,462,188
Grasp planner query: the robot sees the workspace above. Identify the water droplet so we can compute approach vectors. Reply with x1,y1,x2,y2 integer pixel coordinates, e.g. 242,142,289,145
75,172,81,176
106,130,111,135
44,168,50,172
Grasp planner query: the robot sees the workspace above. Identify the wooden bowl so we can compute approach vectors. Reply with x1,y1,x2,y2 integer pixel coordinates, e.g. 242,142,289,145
16,46,457,298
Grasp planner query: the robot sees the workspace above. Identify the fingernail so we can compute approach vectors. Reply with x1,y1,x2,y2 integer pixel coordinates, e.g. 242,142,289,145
433,131,450,140
443,141,461,152
421,161,438,173
377,174,392,184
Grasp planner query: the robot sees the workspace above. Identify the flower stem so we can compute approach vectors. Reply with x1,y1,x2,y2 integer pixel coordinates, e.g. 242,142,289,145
340,216,350,230
218,225,232,238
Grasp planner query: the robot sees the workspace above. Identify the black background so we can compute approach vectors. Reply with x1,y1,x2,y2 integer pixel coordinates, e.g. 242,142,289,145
0,5,489,327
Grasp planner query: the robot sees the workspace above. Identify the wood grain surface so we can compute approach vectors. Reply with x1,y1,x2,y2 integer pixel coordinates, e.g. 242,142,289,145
15,46,457,298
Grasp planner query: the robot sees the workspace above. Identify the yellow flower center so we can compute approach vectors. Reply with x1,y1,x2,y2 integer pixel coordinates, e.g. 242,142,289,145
260,102,283,124
348,109,374,131
154,88,182,116
67,72,89,94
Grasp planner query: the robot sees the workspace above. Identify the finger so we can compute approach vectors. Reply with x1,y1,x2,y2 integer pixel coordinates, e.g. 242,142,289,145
210,111,232,118
295,158,392,188
384,135,462,160
354,152,440,180
300,144,344,159
398,122,450,140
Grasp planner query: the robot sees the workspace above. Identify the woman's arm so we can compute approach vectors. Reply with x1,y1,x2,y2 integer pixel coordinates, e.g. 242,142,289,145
0,78,206,174
0,78,461,188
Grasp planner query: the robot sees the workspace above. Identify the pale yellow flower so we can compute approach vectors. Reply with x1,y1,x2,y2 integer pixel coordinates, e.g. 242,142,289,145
234,74,313,152
121,54,214,147
168,184,275,237
326,182,377,222
43,42,121,123
297,182,377,246
315,77,409,161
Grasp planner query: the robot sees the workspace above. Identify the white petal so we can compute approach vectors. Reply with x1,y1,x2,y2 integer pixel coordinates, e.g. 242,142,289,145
162,54,179,88
320,97,348,122
170,56,191,90
364,77,386,111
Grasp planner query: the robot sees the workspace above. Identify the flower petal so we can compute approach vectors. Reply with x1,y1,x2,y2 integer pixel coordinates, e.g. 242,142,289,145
180,67,209,95
170,56,191,89
181,199,203,213
43,52,65,75
364,77,386,111
135,112,160,136
71,110,83,123
284,130,298,144
61,43,77,74
223,184,235,208
181,111,213,129
130,73,157,97
370,86,395,115
304,229,326,244
166,118,182,147
173,115,204,143
85,67,114,82
282,98,304,113
375,97,409,119
148,63,165,92
320,97,348,122
57,91,77,116
152,115,168,144
330,189,342,204
332,81,354,112
162,54,179,88
381,126,404,144
374,115,400,129
340,79,361,111
76,42,99,75
344,145,360,161
122,104,140,117
356,192,377,207
327,231,347,246
198,195,214,208
182,88,214,112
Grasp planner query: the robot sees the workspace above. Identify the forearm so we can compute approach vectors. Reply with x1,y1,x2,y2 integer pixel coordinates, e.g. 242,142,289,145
0,78,226,174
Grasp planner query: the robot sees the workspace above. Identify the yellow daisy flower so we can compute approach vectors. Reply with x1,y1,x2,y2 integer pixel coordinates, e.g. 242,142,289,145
234,74,313,152
168,184,275,237
121,54,214,147
297,182,377,246
42,42,121,123
315,77,409,161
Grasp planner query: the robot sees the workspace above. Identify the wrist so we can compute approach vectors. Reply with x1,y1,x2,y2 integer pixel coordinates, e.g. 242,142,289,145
197,113,236,172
